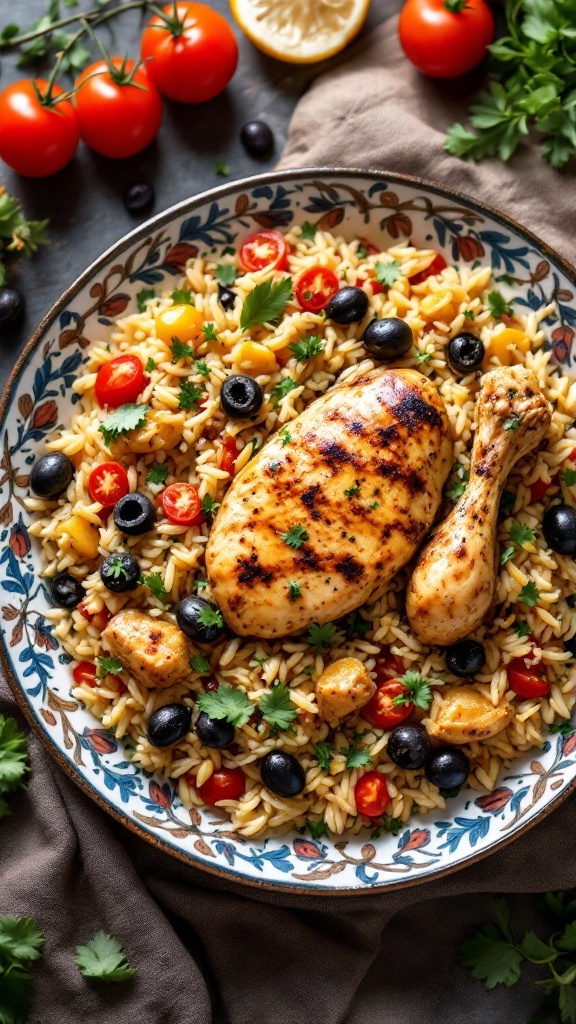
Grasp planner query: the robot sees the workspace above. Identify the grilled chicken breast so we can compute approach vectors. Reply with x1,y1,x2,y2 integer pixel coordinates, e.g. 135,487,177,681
101,609,192,688
206,367,452,638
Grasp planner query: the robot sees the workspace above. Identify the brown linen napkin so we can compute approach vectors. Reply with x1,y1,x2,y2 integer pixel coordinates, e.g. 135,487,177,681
3,14,576,1024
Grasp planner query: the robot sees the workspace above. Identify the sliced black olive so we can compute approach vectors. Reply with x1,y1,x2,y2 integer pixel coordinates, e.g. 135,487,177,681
50,571,84,609
220,374,263,418
240,120,274,156
0,286,25,329
363,317,413,360
100,553,141,593
218,283,236,310
387,724,430,770
445,639,486,677
30,453,75,499
113,492,156,536
176,595,224,644
447,332,485,374
260,750,305,797
564,634,576,658
195,711,235,749
123,181,155,215
147,703,192,748
425,747,470,789
326,286,369,325
542,504,576,555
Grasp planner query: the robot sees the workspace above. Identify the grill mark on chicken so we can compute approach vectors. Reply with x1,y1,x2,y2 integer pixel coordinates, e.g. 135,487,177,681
334,555,364,582
301,484,322,508
376,459,423,493
236,555,274,586
375,424,400,447
392,388,444,431
316,438,358,470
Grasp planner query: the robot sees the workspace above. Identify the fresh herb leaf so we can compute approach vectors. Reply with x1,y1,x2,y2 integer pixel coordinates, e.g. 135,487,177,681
290,336,324,361
515,621,531,637
190,655,211,675
500,546,515,565
145,356,156,373
281,524,309,549
104,555,129,580
96,655,124,679
550,720,574,736
272,377,299,408
0,915,44,964
202,323,218,341
356,244,367,260
374,259,402,287
416,351,432,363
464,310,475,319
197,682,252,726
0,715,28,795
447,466,470,502
240,277,293,331
75,931,135,982
344,483,360,499
195,359,210,377
170,337,194,363
146,463,169,486
279,426,291,446
216,264,237,287
370,501,379,510
371,814,403,838
300,221,317,242
99,404,149,446
500,491,515,516
0,915,44,1023
201,494,220,518
194,578,208,591
519,581,540,606
288,581,301,601
197,606,224,630
564,468,576,487
259,681,298,732
460,921,522,989
214,160,230,176
171,288,192,305
488,290,513,319
308,622,337,652
178,381,204,411
342,745,372,770
509,522,537,546
136,288,155,313
346,610,371,636
315,742,334,770
392,670,439,711
308,819,330,839
504,416,522,431
139,572,169,602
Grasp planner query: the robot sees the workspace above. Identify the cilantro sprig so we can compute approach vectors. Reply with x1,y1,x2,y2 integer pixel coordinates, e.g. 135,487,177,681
240,277,293,331
509,521,537,547
315,741,334,770
281,524,309,549
392,670,442,711
216,264,237,287
272,378,299,409
190,655,211,675
308,622,337,653
196,682,252,727
147,463,169,486
178,381,205,411
259,681,298,732
0,915,44,1021
342,745,372,770
290,336,324,362
96,655,124,679
99,404,149,446
0,714,29,813
139,572,169,603
519,580,540,607
374,259,402,287
75,931,135,982
0,189,48,287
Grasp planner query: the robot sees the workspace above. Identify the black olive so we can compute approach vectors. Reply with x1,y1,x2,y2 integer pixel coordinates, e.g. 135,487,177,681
176,595,225,644
447,332,485,374
445,639,486,677
123,181,155,215
195,711,235,749
218,283,236,310
30,452,75,499
542,504,576,555
363,317,413,360
113,492,156,536
0,286,25,330
425,747,470,789
220,374,263,418
564,634,576,659
100,553,141,593
50,571,84,609
260,750,305,797
326,286,369,325
146,703,192,748
240,120,274,156
387,724,430,770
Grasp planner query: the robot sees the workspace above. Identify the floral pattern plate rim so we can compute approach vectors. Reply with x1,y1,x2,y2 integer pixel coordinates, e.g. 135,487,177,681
3,167,576,895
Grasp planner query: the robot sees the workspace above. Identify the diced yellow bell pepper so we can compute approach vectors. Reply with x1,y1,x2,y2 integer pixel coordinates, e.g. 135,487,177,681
419,290,459,324
486,327,530,367
155,303,204,348
57,516,100,560
232,341,278,375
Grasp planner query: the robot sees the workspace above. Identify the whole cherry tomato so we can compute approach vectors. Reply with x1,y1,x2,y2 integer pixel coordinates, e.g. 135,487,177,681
95,355,145,408
161,482,202,525
220,435,238,475
409,253,448,285
295,267,339,313
239,230,290,273
72,661,97,687
355,771,390,817
141,2,238,104
362,678,413,729
0,79,79,177
75,59,162,159
197,768,246,805
88,462,129,506
399,0,494,79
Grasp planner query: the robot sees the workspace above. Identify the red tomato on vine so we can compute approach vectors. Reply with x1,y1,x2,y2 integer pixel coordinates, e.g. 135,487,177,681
398,0,494,79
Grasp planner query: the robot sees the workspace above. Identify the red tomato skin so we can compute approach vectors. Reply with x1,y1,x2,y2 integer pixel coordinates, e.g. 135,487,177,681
88,462,129,506
95,354,145,408
141,3,238,104
220,436,238,475
399,0,494,78
0,80,79,177
529,477,552,504
355,771,390,817
74,60,162,159
239,230,290,273
375,648,403,683
78,603,112,631
409,253,448,284
198,768,246,805
507,658,550,698
161,482,202,525
72,661,97,687
362,678,413,729
295,267,339,313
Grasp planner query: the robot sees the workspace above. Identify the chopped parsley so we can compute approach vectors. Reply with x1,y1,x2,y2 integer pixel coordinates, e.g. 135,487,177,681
564,467,576,487
463,310,475,319
550,720,574,736
171,288,193,305
139,573,169,602
392,670,441,711
197,606,224,630
96,655,124,679
216,264,237,287
75,931,135,982
500,546,515,565
346,611,371,636
290,336,324,362
518,581,540,607
214,160,230,176
136,288,155,313
515,621,531,637
272,377,299,408
146,463,169,486
99,403,149,446
308,819,330,839
416,351,432,363
509,522,537,547
300,221,317,242
447,466,470,502
344,483,360,499
281,524,309,549
288,581,301,601
103,555,129,580
370,501,379,510
504,416,522,431
145,357,156,373
308,622,337,652
178,381,205,411
240,277,293,331
356,244,367,260
201,494,220,518
375,259,402,287
195,359,210,378
342,745,372,770
202,323,218,341
170,337,195,363
279,426,291,446
194,578,208,591
315,742,334,770
190,655,211,675
197,682,252,726
488,290,513,319
259,681,298,732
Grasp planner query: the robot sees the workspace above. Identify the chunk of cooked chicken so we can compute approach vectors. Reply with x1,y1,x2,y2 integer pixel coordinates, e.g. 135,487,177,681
110,410,185,457
206,367,452,638
315,657,376,722
101,608,191,688
406,366,551,646
425,686,514,744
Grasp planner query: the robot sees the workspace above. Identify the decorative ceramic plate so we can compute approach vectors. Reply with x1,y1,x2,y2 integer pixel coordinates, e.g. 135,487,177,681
3,169,576,894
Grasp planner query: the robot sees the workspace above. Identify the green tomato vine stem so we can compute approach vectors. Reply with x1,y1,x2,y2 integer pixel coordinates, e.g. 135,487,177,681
0,0,153,50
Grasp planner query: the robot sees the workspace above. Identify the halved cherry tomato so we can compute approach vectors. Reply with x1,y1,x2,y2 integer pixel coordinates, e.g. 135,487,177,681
294,266,339,313
375,648,403,684
72,661,97,687
357,276,384,296
569,449,576,462
220,435,238,475
88,462,129,506
507,657,550,698
95,355,145,408
355,771,390,817
409,253,447,285
362,678,413,729
239,230,289,273
161,482,202,525
78,603,112,631
197,767,246,805
529,477,553,504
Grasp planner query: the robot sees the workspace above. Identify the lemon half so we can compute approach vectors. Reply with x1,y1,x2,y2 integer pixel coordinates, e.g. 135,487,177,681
230,0,371,64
